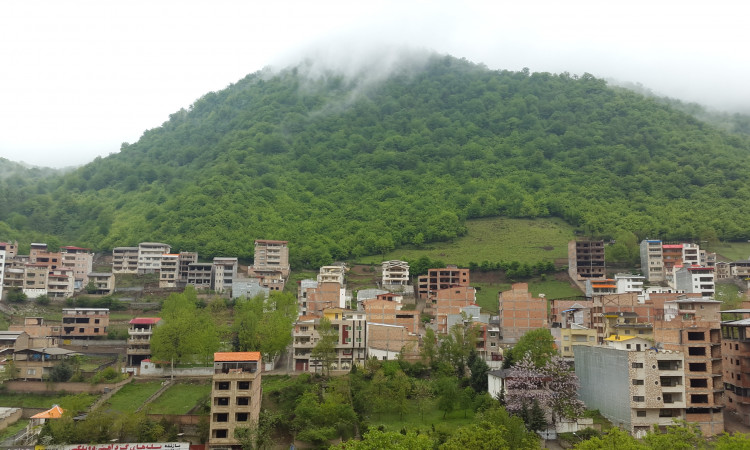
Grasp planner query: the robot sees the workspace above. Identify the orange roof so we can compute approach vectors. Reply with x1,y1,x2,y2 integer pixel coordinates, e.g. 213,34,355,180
214,351,261,362
297,314,320,321
31,405,64,419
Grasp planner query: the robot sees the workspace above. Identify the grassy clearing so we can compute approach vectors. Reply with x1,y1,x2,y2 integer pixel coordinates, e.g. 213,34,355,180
0,419,28,440
359,217,575,266
366,398,477,432
473,282,510,314
147,380,211,415
529,279,583,299
103,380,162,413
716,283,745,311
0,393,96,409
706,241,750,262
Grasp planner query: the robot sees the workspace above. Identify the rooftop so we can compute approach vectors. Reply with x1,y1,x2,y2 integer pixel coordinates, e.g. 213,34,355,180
129,317,162,325
214,351,261,362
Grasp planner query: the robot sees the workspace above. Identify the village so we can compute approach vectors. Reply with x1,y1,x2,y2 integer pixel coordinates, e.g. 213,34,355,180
1,238,750,448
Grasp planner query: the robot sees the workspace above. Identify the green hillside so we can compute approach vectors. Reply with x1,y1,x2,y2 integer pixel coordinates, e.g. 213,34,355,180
2,53,750,268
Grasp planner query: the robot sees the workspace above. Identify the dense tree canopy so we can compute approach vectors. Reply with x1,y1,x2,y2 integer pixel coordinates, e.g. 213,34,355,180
3,54,750,266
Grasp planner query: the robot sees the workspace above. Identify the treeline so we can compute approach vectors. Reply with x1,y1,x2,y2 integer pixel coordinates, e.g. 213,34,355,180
3,54,750,267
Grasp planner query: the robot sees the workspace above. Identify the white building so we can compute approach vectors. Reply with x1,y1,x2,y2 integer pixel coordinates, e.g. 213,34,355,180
673,266,715,297
317,265,345,286
137,242,171,273
213,257,238,293
615,273,645,294
382,260,409,286
640,240,664,282
0,249,5,301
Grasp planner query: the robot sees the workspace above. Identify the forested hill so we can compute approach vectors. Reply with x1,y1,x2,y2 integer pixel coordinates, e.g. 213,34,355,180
2,54,750,267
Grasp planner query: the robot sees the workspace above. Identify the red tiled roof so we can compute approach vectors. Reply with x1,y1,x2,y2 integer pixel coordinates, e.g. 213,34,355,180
214,351,261,362
129,317,162,325
662,244,683,249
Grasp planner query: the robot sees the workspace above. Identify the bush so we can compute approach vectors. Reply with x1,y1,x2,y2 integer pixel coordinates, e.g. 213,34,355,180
49,361,73,382
6,288,26,303
35,295,50,306
90,367,123,384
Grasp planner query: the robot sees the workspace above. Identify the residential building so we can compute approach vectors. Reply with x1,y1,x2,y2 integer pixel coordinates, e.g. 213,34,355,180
431,285,477,334
60,246,93,290
213,257,238,293
23,264,48,298
112,247,139,273
209,352,262,450
382,260,409,286
178,252,199,284
640,239,665,282
159,254,180,288
363,298,419,334
87,272,115,294
300,281,347,316
0,249,5,301
568,240,605,281
682,243,701,266
550,299,593,329
417,265,470,299
730,260,750,278
552,325,597,359
715,262,731,280
673,266,715,296
0,241,19,259
137,242,171,273
498,283,547,344
654,296,724,436
187,262,213,289
720,311,750,426
615,273,645,294
14,347,79,381
127,317,162,367
367,323,419,361
9,317,60,342
317,265,345,285
46,269,75,299
292,309,367,372
61,308,109,338
585,278,617,297
575,345,686,438
252,239,289,277
232,278,269,300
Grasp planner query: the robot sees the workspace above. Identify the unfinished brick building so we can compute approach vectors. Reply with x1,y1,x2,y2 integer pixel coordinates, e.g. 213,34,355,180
498,283,547,344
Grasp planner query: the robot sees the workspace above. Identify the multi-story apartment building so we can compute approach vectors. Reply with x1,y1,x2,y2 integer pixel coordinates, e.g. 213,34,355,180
552,325,597,359
382,260,409,286
300,281,347,316
60,246,93,290
0,249,5,301
87,272,115,294
498,283,547,344
367,323,419,361
568,240,605,281
137,242,171,273
640,239,665,282
662,244,684,274
317,265,346,285
431,285,477,334
417,265,470,299
654,296,724,435
292,309,367,372
715,261,731,280
252,239,289,277
209,352,262,450
159,254,180,288
23,263,48,298
178,252,198,284
575,345,687,438
61,308,109,338
0,241,19,259
615,273,645,294
720,311,750,426
46,269,75,299
112,247,139,273
682,243,701,266
187,262,214,289
674,266,715,296
362,298,419,334
127,317,162,367
213,257,238,294
730,260,750,278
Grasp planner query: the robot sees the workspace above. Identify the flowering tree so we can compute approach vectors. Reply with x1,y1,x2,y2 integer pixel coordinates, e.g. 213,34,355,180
505,352,585,426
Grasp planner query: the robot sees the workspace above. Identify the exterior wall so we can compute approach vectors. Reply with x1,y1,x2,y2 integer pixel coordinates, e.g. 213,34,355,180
498,283,547,344
640,240,665,282
367,323,419,361
382,260,409,286
232,278,270,299
0,241,18,259
674,267,715,296
23,264,48,297
60,247,93,288
552,327,597,358
46,269,75,299
417,266,470,299
213,257,238,293
432,286,477,334
317,266,345,285
568,240,605,281
721,322,750,426
159,254,179,288
61,308,109,337
304,281,344,316
363,300,419,334
253,240,290,277
209,359,262,449
112,247,139,273
187,263,213,289
88,272,114,294
137,242,171,273
615,274,645,294
292,312,368,372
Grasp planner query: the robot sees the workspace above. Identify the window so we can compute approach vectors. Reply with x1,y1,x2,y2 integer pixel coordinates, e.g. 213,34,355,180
632,379,644,385
689,363,707,372
213,413,228,422
636,410,647,417
563,335,570,341
236,413,249,422
688,331,705,341
212,430,228,439
215,397,229,406
216,381,230,390
690,379,708,388
632,396,645,402
94,328,99,333
237,397,250,406
691,394,709,404
564,347,570,352
688,347,706,356
27,369,36,375
626,344,631,349
238,381,250,390
632,362,643,369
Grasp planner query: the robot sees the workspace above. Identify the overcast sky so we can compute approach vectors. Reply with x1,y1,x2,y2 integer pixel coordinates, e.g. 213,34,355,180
1,0,748,168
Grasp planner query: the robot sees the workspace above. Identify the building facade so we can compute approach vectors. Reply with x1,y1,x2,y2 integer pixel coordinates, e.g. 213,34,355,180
61,308,109,338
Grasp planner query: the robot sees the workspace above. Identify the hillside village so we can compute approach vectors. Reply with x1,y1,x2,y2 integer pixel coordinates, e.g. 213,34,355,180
1,237,750,448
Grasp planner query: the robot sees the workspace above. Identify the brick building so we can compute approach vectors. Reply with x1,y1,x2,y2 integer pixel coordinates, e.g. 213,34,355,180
498,283,547,344
568,240,605,281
